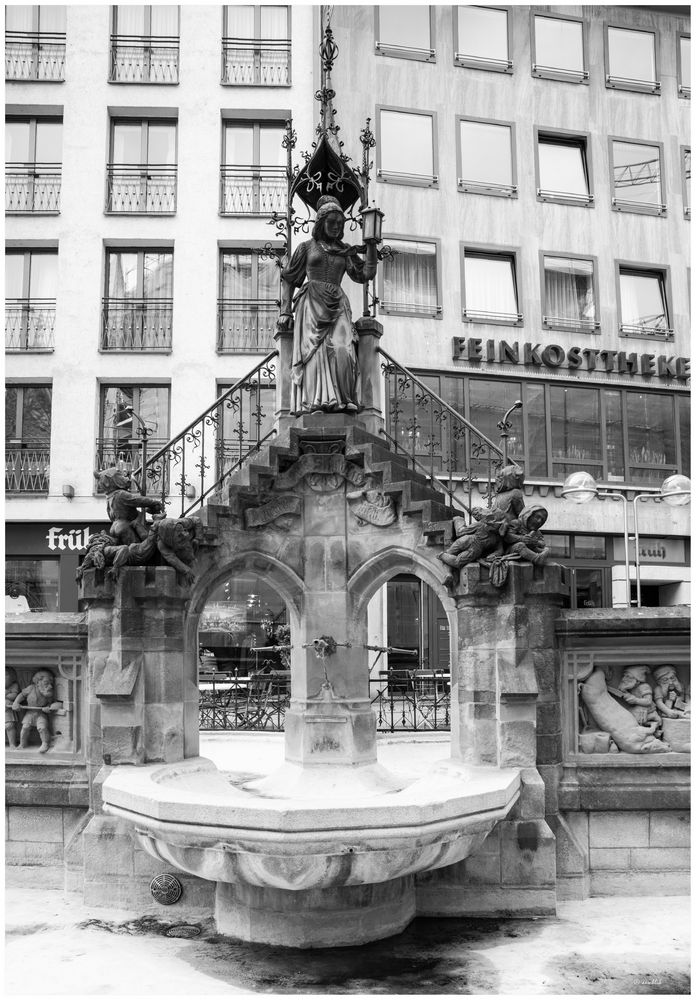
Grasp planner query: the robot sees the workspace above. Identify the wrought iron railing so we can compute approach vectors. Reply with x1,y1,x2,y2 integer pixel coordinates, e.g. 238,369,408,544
5,300,56,351
101,299,173,351
199,667,290,731
217,299,278,353
221,38,290,86
220,165,286,215
6,165,61,213
106,164,177,213
95,438,169,496
370,668,451,732
379,347,504,516
6,442,50,493
109,35,179,83
138,351,278,515
5,31,66,81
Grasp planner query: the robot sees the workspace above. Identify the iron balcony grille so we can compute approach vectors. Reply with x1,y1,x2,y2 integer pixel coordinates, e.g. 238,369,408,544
101,299,173,351
218,299,279,353
6,442,50,493
5,299,56,351
370,669,451,732
106,164,177,214
219,165,286,215
5,164,61,213
5,31,66,81
95,438,169,496
221,37,290,86
109,35,180,83
542,315,599,333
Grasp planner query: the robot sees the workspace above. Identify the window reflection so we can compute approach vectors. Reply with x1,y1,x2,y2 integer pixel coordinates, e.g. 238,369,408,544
626,393,676,483
379,109,434,180
550,386,602,479
619,269,669,335
543,256,595,329
538,136,589,199
607,26,656,84
612,140,662,209
456,6,508,65
6,559,60,612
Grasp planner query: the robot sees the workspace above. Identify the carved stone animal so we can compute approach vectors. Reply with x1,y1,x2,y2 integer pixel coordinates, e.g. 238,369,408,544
580,669,670,754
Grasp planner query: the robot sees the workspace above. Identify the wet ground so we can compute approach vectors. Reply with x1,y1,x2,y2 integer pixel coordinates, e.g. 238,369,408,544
5,887,690,996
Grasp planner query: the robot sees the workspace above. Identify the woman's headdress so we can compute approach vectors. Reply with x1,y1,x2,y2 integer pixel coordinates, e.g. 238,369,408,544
315,195,344,222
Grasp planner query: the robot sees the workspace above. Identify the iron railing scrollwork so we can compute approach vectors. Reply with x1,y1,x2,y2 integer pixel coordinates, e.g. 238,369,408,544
378,347,504,518
95,438,170,496
136,350,279,516
217,299,279,353
5,31,66,81
220,165,287,215
221,37,290,86
6,165,61,213
5,299,56,351
101,298,173,351
109,35,180,83
106,164,177,214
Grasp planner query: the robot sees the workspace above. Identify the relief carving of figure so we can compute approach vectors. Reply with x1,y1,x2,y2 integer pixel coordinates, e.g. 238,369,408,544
652,665,687,719
277,195,378,415
615,665,662,731
579,669,669,754
11,668,65,753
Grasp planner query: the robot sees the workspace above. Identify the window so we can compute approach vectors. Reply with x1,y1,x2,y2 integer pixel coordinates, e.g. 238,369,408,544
375,6,434,62
5,384,52,493
550,385,602,481
536,131,592,207
532,13,587,83
678,34,690,98
683,147,691,219
102,249,173,351
220,119,286,215
5,249,57,351
5,115,62,213
610,139,664,216
617,264,672,339
380,237,440,318
542,253,597,332
377,107,437,187
110,5,179,84
106,118,177,214
606,26,659,94
218,248,279,352
626,393,676,482
5,5,65,82
222,5,290,86
457,118,516,197
5,558,60,612
454,6,511,73
96,385,170,490
545,535,610,609
461,246,521,325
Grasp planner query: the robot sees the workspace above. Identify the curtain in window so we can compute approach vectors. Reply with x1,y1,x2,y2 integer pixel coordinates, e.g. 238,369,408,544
260,6,287,38
29,253,58,298
222,254,253,298
5,255,24,298
5,6,35,31
225,5,255,37
464,255,517,315
114,5,147,36
150,5,178,36
39,5,66,32
544,257,594,323
383,241,437,312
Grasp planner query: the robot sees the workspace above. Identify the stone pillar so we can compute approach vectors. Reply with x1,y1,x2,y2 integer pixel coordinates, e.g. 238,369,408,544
417,562,568,917
355,316,384,438
274,325,294,437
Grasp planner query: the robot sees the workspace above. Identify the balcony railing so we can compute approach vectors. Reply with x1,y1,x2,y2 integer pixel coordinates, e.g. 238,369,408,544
218,299,278,353
106,164,177,214
5,31,66,81
221,38,290,86
109,35,179,83
220,165,286,215
95,438,169,496
101,299,173,351
5,299,56,351
6,442,50,493
6,164,61,213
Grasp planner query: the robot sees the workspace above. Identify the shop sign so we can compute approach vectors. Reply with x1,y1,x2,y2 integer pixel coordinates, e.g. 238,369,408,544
46,526,94,551
614,537,686,563
452,337,690,382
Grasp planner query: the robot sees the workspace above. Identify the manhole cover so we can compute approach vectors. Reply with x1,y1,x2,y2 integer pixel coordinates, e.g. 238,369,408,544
165,924,201,939
150,873,183,905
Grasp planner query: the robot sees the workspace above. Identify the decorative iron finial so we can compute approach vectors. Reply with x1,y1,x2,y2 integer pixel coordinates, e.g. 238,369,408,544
320,23,339,74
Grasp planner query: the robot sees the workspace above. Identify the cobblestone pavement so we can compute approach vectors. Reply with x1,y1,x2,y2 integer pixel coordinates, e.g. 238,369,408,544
5,886,690,996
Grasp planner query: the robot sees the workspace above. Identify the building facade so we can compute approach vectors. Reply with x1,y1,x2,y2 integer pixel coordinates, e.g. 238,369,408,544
5,5,691,648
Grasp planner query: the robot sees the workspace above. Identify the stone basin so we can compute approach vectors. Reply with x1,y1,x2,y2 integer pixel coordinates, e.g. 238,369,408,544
102,735,520,946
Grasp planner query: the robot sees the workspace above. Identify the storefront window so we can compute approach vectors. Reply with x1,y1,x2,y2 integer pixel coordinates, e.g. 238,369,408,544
198,573,288,675
550,385,602,479
678,397,690,476
604,389,625,482
627,393,676,483
468,379,524,474
574,536,606,559
575,568,604,609
5,558,59,611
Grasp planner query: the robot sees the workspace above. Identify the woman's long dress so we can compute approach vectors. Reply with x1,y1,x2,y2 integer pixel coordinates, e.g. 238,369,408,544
281,239,364,413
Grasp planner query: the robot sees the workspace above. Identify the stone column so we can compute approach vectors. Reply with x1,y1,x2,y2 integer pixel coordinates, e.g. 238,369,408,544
274,325,294,437
417,562,567,917
355,316,385,438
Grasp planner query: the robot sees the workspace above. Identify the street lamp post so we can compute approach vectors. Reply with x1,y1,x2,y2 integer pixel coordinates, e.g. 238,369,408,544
561,471,692,609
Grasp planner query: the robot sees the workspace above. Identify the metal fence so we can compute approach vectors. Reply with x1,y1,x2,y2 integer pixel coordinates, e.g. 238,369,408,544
217,299,278,353
5,300,56,351
6,443,51,493
101,299,173,350
219,165,286,215
6,167,61,213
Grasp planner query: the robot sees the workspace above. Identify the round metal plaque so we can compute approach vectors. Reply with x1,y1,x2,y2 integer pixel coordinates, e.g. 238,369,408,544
149,873,183,905
165,924,201,939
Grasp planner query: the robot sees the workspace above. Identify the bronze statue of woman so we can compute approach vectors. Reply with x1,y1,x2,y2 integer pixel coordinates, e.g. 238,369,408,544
277,195,378,414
